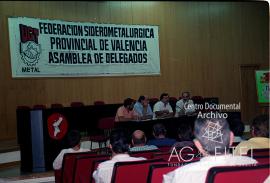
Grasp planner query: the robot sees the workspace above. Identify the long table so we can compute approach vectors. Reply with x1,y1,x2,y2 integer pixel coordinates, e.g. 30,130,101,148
114,116,197,141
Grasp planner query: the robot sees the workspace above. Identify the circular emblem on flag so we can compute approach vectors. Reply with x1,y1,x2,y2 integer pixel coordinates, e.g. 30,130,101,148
20,41,41,66
47,113,68,140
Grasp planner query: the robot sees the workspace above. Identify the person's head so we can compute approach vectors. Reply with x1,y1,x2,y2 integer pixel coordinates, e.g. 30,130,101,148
193,117,234,156
138,95,149,107
177,123,193,141
182,92,190,101
67,130,81,148
230,118,245,137
131,130,147,146
251,114,269,138
109,129,129,154
123,98,135,111
160,93,169,104
153,123,167,138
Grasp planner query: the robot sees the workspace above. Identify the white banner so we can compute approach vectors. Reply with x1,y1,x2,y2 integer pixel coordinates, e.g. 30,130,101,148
8,17,160,77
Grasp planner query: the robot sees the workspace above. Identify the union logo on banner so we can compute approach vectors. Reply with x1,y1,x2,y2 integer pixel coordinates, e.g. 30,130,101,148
19,24,41,67
47,113,68,140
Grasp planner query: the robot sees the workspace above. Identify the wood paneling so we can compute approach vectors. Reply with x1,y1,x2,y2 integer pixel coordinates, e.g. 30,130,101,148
0,1,268,140
240,65,260,124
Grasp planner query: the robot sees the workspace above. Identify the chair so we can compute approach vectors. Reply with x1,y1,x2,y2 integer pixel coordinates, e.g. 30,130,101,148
247,148,270,157
153,152,172,161
51,103,64,108
147,163,178,183
60,151,96,183
111,158,164,183
149,97,159,109
153,151,200,163
129,149,160,159
169,97,178,112
54,169,62,183
17,105,31,110
88,117,115,150
192,96,204,104
205,164,270,183
169,97,177,104
158,146,172,152
73,154,110,183
147,161,199,183
94,101,105,105
33,104,46,109
91,159,110,183
70,101,84,107
253,156,270,165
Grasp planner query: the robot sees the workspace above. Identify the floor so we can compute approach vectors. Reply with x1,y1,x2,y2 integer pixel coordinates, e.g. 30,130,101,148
0,165,55,183
0,139,101,182
0,165,21,179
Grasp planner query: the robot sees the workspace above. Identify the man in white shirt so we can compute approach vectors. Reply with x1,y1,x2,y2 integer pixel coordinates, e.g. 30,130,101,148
163,117,257,183
93,129,145,183
53,130,89,170
175,91,196,117
153,93,174,119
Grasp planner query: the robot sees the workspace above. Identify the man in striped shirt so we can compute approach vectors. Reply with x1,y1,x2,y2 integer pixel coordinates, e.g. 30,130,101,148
129,130,158,152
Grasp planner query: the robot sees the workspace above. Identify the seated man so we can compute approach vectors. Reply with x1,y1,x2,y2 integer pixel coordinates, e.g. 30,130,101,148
129,130,158,152
133,95,153,120
170,123,195,151
115,98,139,122
175,91,196,117
153,93,174,119
163,117,257,183
53,130,89,170
229,118,245,143
93,129,145,183
234,114,269,155
147,123,176,147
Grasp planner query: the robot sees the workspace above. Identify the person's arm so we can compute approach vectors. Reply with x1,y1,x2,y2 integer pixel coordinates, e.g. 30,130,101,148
133,103,143,117
116,106,134,121
163,170,175,183
153,102,164,118
93,169,104,183
155,110,167,118
93,162,112,183
175,101,181,113
160,104,174,118
140,105,153,120
176,100,186,117
140,114,153,120
118,115,137,121
163,112,174,118
118,110,138,121
53,149,65,170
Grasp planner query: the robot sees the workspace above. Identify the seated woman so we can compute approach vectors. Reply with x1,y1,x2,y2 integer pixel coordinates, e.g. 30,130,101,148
115,98,139,122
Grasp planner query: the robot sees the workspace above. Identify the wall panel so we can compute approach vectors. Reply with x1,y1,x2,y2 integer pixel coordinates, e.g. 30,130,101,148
0,1,268,140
